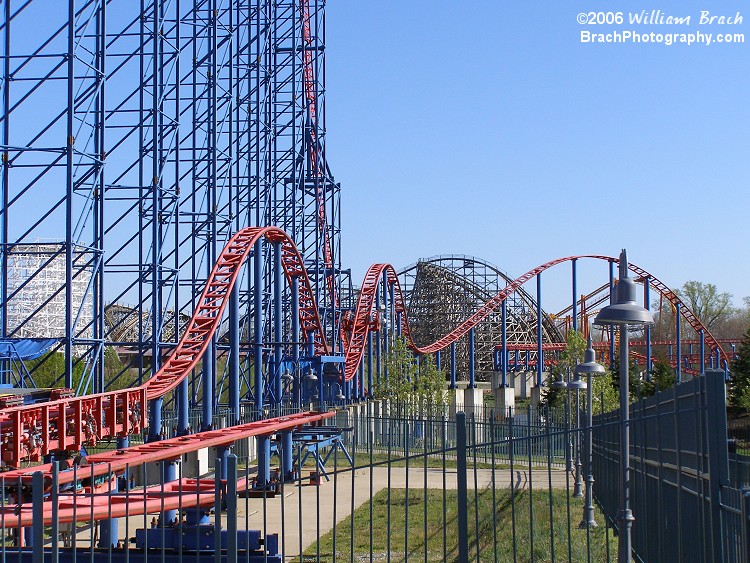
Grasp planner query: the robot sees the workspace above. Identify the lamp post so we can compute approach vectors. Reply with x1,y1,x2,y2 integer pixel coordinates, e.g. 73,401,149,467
576,335,605,528
594,250,654,563
567,369,587,498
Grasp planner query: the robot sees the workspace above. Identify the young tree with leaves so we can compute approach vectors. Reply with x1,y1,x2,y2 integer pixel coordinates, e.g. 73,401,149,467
373,336,447,416
729,326,750,410
645,357,677,396
541,330,587,408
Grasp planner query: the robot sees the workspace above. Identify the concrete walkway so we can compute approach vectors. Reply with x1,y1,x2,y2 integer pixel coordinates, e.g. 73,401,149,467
66,465,572,553
223,466,572,555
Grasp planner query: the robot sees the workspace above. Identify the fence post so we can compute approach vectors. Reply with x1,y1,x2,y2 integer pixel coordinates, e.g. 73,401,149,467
456,411,469,563
32,471,43,563
743,488,750,563
227,453,238,563
705,369,730,562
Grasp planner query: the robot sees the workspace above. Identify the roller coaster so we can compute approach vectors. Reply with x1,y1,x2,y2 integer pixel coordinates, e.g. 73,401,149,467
0,0,735,559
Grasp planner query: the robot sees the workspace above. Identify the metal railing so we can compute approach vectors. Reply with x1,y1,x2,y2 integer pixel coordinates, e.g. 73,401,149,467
3,379,748,562
592,370,748,563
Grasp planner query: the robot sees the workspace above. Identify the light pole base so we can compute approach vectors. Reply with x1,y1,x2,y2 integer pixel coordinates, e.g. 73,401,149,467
578,517,598,529
617,508,635,563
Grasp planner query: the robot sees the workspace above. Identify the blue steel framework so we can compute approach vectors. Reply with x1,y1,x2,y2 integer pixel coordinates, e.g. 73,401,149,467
0,0,345,432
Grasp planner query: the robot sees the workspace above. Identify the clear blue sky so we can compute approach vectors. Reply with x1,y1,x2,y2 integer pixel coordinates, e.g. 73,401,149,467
325,1,750,311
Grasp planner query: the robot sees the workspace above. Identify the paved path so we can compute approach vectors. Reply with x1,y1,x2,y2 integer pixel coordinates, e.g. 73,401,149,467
65,465,573,553
224,466,572,555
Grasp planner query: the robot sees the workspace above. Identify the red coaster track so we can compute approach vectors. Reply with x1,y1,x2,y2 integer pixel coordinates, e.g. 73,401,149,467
0,228,726,466
0,227,328,466
342,256,727,381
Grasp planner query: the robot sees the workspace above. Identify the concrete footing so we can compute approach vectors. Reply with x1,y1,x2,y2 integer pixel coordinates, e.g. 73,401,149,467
463,387,484,419
493,386,515,417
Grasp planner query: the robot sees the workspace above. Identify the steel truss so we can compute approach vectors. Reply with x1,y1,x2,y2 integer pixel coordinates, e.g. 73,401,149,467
0,1,344,424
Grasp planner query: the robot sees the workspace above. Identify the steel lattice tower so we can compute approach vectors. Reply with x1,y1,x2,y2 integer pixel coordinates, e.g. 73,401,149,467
0,0,343,420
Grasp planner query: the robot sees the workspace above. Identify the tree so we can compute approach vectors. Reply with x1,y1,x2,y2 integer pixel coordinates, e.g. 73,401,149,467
652,280,740,341
649,357,677,391
712,296,750,340
25,352,85,390
590,370,620,415
609,349,646,402
729,326,750,410
413,354,448,416
677,281,734,329
541,330,586,408
373,336,447,415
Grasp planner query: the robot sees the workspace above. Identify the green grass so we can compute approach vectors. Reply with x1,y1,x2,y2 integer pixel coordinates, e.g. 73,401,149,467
306,448,565,472
242,448,566,476
302,487,614,562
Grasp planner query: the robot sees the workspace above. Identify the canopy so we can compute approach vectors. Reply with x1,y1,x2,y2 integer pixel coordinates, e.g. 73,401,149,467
0,338,59,360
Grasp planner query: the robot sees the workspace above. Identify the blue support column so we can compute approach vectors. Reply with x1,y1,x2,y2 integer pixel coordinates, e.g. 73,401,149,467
536,273,543,387
273,241,283,409
282,430,294,480
99,436,129,548
450,341,457,389
572,258,578,332
318,357,325,410
645,278,652,377
201,342,215,430
229,282,240,425
382,274,389,386
292,277,300,407
375,326,382,388
700,329,706,374
609,260,616,367
675,303,682,383
367,331,373,397
177,376,189,435
304,336,315,403
256,435,271,487
358,360,365,400
253,241,263,419
468,328,476,388
375,285,381,390
216,445,229,481
435,350,441,372
501,298,508,387
149,397,163,441
161,459,178,524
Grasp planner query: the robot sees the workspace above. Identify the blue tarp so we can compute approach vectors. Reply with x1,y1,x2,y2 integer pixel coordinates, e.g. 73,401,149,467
0,338,59,360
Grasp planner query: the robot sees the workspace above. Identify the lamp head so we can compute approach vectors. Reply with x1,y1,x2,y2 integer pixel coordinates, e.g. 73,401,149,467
575,335,606,376
567,376,587,390
594,249,655,327
550,375,568,389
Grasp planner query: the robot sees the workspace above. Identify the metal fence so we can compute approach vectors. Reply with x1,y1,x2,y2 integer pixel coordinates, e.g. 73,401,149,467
3,379,747,563
1,403,618,562
592,370,748,563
